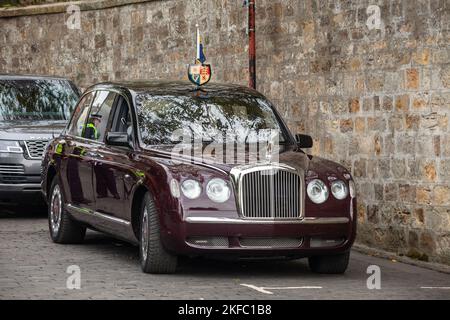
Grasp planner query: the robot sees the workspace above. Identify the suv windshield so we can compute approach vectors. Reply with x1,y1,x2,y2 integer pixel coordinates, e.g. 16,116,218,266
136,93,289,145
0,79,79,121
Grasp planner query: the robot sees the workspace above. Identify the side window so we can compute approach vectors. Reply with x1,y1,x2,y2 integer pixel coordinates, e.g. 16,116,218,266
110,96,131,134
84,91,116,142
67,92,94,137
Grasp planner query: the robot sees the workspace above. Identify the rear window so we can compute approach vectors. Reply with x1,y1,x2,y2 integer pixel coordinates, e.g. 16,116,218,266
0,78,79,121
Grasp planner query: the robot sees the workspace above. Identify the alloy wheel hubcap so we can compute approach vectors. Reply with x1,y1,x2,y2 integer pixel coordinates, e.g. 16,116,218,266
50,185,62,234
141,207,149,262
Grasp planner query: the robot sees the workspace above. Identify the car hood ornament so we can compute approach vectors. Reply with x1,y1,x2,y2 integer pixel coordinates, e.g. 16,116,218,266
188,24,211,86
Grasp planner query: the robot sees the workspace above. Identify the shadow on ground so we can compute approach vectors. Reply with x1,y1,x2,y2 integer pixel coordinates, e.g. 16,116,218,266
0,203,47,218
82,231,314,277
1,204,316,277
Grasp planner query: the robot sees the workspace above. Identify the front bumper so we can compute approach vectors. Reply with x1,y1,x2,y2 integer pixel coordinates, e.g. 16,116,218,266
163,214,356,258
0,153,43,204
0,183,44,203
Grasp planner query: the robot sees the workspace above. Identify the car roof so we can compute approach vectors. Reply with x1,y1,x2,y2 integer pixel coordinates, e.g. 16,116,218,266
0,73,72,81
88,80,264,97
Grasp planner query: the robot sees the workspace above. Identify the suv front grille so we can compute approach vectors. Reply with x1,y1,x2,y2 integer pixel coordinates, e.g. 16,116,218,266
0,164,25,175
0,164,32,184
238,167,303,219
24,140,49,159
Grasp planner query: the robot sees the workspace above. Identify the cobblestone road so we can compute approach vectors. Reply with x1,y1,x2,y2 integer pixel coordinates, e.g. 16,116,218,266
1,207,449,300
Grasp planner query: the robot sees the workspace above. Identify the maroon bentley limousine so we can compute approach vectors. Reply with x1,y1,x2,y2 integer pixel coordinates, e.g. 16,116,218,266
41,81,357,274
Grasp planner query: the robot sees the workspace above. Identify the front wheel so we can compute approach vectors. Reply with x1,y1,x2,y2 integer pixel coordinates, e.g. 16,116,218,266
48,178,86,244
139,193,177,274
308,252,350,274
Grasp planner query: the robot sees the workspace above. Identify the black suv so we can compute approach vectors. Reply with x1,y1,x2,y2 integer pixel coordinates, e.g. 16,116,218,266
0,75,79,206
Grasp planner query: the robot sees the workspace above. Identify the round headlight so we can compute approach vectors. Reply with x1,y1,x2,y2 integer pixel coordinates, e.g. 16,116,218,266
170,179,180,198
206,178,231,203
181,179,202,199
307,179,329,204
349,180,356,198
331,180,349,200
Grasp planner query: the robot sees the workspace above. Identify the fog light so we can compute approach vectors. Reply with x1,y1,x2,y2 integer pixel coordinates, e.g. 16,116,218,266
186,236,229,248
310,237,345,248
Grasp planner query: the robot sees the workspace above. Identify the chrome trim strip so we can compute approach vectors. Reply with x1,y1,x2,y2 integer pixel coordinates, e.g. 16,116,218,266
67,204,131,226
185,216,350,224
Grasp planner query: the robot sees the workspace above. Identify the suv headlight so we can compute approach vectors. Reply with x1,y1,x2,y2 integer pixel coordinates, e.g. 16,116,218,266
330,180,349,200
181,179,202,199
206,178,231,203
0,140,23,153
307,179,329,204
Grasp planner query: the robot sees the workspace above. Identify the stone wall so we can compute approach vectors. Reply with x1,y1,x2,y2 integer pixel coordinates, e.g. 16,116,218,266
0,0,71,7
0,0,449,264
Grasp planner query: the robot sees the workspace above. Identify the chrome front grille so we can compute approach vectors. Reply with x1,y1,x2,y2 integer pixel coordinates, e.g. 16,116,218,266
24,140,49,159
236,166,303,219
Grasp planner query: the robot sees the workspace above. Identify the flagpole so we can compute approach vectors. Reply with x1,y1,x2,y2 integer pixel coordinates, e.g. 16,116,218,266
196,24,200,62
248,0,256,89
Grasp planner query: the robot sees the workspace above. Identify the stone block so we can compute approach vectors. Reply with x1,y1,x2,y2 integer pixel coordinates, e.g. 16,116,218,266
416,186,432,205
340,119,353,133
348,97,360,113
399,184,416,203
412,48,430,65
395,94,410,112
406,69,420,89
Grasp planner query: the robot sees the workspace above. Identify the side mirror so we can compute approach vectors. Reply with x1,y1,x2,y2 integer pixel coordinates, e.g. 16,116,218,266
295,134,313,148
106,132,131,148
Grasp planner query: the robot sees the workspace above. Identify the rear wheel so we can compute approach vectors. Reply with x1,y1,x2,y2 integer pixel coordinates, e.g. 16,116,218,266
48,178,86,244
308,252,350,274
140,193,177,274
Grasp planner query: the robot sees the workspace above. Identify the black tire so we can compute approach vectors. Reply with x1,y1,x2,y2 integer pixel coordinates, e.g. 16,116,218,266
308,252,350,274
140,193,177,274
48,177,86,244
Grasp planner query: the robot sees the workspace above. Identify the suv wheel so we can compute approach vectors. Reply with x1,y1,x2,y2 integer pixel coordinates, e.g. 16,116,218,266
308,252,350,274
48,178,86,244
140,193,177,274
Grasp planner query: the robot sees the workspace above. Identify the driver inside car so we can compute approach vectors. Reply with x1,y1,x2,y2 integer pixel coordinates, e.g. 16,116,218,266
83,114,102,140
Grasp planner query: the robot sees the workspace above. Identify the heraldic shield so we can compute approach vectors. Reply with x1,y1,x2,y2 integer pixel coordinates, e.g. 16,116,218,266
188,64,211,86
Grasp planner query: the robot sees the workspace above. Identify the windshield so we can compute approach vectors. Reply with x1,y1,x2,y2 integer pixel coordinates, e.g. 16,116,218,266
136,93,289,145
0,79,79,121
